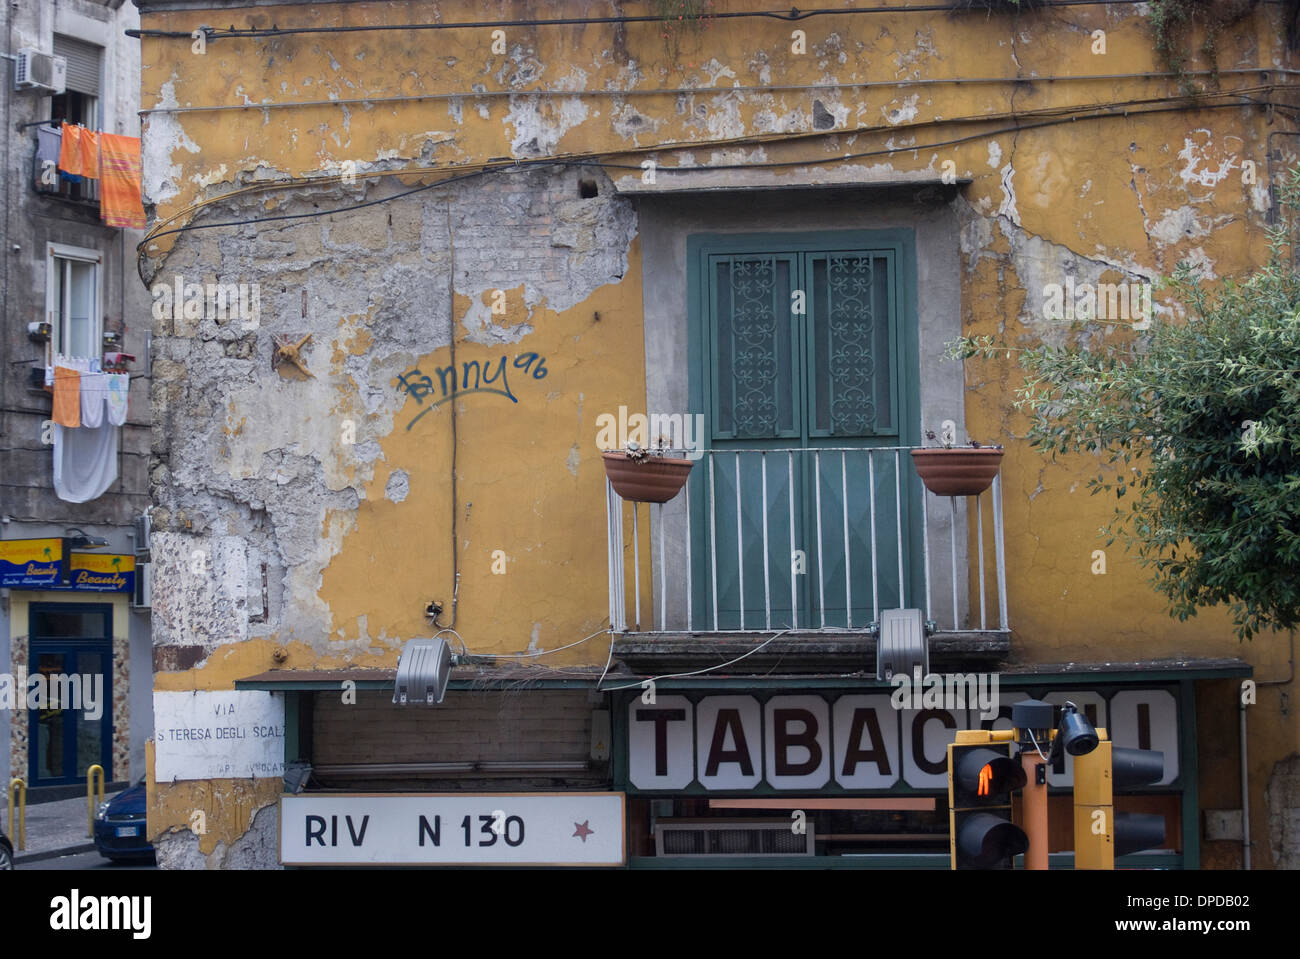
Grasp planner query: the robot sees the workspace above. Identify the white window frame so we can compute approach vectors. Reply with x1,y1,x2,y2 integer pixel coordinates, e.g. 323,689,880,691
46,242,103,361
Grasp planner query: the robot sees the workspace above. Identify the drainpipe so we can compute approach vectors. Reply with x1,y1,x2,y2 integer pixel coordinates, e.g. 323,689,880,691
1240,700,1250,870
1,1,14,407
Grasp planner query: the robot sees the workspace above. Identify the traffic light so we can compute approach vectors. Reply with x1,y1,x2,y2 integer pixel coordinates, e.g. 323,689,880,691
1073,729,1165,869
947,730,1028,869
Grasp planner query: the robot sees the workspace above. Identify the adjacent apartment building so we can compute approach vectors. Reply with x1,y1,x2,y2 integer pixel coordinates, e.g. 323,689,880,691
1,0,153,800
131,0,1298,869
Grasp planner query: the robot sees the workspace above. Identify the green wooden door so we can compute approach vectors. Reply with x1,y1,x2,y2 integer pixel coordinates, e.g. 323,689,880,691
688,231,922,630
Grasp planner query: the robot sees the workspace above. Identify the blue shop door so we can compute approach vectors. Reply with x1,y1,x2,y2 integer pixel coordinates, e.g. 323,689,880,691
27,604,113,786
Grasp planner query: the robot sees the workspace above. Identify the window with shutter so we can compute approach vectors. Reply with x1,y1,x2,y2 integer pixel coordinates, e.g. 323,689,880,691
54,34,102,96
50,35,102,132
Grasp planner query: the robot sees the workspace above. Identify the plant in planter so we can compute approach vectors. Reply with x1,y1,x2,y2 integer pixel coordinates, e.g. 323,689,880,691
911,430,1005,497
602,441,695,503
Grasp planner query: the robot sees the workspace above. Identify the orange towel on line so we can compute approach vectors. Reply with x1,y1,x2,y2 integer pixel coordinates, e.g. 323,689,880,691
98,133,146,230
53,366,81,428
81,128,100,179
57,122,83,177
57,123,99,180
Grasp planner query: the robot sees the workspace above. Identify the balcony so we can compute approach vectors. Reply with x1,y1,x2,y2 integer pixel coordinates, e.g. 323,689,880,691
32,131,99,206
605,445,1009,673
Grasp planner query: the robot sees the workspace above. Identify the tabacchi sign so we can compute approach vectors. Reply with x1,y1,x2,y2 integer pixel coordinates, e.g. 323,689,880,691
626,690,1179,792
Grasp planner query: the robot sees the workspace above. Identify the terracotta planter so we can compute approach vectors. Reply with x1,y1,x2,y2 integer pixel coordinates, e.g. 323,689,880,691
602,451,694,503
910,447,1004,496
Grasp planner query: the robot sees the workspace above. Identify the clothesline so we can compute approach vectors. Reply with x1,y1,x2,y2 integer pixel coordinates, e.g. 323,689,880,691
37,122,146,229
46,355,137,388
51,365,130,430
49,361,127,503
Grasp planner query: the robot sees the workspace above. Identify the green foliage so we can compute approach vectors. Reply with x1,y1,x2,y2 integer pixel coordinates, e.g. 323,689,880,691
653,0,714,62
952,167,1300,640
1147,0,1256,94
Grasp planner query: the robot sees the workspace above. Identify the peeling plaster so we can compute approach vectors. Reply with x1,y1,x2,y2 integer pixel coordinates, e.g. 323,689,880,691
505,94,590,157
883,94,919,126
1178,131,1237,188
142,79,202,206
385,469,410,503
1149,205,1210,246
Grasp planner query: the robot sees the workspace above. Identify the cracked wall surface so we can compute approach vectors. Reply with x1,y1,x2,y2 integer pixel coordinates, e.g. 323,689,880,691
134,0,1300,868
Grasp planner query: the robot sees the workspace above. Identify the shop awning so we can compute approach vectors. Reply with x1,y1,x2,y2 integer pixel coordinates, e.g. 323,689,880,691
234,656,1250,692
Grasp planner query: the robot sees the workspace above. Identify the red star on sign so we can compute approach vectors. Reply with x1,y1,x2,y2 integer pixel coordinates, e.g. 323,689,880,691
572,820,594,842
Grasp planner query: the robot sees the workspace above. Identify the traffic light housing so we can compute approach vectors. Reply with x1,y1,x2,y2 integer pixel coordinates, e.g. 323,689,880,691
1073,729,1166,868
948,730,1029,869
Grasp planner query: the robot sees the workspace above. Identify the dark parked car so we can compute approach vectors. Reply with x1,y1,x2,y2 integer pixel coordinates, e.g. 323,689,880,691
0,827,12,869
93,781,154,862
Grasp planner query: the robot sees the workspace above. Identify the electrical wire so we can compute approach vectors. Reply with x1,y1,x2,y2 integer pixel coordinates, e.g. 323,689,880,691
133,79,1288,273
484,627,613,658
124,2,1169,42
432,628,468,659
136,91,1291,284
1027,727,1049,763
598,628,793,691
134,68,1293,118
594,628,618,690
431,199,460,632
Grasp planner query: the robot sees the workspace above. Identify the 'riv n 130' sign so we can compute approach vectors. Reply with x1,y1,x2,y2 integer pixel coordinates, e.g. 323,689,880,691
626,691,1178,792
279,793,624,866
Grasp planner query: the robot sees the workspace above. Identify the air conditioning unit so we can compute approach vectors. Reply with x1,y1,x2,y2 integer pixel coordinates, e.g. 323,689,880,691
14,49,67,95
132,561,152,609
654,820,815,857
133,512,151,556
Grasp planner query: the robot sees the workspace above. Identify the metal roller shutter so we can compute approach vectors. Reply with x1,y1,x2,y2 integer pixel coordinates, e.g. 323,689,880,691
54,34,102,96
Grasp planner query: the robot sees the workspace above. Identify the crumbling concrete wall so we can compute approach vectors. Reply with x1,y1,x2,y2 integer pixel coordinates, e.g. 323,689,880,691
145,162,643,867
1267,753,1300,869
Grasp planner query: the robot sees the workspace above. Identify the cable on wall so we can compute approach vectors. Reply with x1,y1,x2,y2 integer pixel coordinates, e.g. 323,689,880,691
135,90,1292,283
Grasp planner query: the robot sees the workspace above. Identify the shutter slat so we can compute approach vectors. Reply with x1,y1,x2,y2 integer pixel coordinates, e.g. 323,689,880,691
54,34,102,96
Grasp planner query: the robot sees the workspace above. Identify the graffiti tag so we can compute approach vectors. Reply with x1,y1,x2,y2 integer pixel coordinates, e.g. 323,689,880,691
396,353,548,430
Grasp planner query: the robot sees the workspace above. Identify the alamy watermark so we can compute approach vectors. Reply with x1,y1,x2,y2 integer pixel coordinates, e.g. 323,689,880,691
50,890,150,939
595,405,705,460
151,274,261,330
1042,279,1152,330
889,666,1000,721
0,668,103,721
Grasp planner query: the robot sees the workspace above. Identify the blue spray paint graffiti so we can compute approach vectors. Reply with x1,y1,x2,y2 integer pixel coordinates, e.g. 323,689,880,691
396,353,549,430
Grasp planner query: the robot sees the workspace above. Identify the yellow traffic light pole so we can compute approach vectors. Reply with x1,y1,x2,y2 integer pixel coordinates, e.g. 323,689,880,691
1074,728,1114,868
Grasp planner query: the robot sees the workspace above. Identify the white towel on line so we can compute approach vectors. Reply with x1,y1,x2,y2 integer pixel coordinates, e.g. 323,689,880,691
106,373,129,426
80,371,107,428
53,421,118,503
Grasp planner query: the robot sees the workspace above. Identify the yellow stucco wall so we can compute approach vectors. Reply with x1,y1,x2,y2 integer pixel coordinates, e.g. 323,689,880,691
135,1,1299,867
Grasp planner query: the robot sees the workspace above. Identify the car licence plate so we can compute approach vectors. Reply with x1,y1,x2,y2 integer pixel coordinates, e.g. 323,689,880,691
115,826,138,837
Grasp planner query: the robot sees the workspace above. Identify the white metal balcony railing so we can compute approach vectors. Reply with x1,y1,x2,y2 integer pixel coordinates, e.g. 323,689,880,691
605,446,1009,635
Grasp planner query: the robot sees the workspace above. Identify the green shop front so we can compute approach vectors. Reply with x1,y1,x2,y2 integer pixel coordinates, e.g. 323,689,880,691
609,662,1249,869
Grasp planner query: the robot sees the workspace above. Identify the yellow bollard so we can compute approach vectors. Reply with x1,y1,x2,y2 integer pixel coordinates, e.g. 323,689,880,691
7,779,25,851
87,764,105,838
